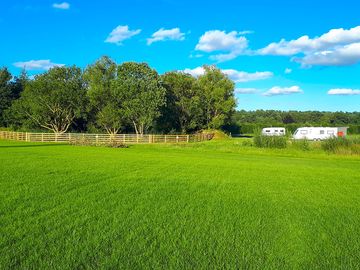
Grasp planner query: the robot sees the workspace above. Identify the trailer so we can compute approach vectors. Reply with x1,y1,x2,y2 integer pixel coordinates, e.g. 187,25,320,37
293,127,348,141
261,127,286,136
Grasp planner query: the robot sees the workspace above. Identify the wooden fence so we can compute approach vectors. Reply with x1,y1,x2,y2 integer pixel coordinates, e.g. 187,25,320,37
0,131,214,144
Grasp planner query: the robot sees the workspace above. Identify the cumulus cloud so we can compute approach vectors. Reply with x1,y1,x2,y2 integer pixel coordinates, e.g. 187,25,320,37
285,68,292,74
294,43,360,66
195,30,249,62
183,66,273,82
262,86,303,96
328,88,360,95
258,26,360,66
13,60,64,71
235,88,258,94
147,28,185,45
105,25,141,45
222,70,273,83
52,2,70,9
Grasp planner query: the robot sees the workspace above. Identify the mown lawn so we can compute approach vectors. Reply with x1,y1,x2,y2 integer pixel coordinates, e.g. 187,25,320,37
1,139,360,269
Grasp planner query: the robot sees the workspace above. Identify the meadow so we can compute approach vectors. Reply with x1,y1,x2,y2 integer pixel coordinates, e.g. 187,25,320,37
1,139,360,269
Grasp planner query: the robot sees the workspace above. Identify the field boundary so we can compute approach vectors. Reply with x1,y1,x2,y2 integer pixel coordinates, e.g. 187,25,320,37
0,131,214,144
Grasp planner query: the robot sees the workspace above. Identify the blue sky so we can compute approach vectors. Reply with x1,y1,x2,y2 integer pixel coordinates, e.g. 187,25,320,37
1,0,360,111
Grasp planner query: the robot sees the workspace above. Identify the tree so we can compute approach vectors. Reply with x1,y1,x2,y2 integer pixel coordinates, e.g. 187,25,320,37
161,72,203,133
114,62,166,135
13,66,87,133
195,66,236,129
84,56,125,134
0,67,13,126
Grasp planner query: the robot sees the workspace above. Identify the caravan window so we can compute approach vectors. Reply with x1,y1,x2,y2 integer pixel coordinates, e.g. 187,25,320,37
327,130,334,135
280,130,284,133
300,130,308,135
275,130,278,132
265,130,270,133
320,130,325,135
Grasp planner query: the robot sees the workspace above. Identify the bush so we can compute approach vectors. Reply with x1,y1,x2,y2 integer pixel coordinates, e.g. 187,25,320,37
321,137,360,155
253,134,288,149
292,139,310,151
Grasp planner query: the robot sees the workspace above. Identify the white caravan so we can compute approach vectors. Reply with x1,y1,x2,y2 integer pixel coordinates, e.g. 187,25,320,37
293,127,348,141
261,127,286,136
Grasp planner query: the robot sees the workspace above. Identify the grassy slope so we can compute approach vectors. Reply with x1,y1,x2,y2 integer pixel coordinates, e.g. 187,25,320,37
1,140,360,269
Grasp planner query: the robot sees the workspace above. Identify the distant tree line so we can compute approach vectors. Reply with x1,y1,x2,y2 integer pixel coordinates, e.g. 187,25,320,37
228,110,360,134
0,57,235,134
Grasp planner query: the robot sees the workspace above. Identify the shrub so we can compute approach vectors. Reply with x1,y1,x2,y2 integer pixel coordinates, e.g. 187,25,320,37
292,139,310,151
321,137,360,155
253,133,287,149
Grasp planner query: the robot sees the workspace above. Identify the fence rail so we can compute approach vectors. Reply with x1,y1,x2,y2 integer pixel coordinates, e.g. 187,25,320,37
0,131,213,145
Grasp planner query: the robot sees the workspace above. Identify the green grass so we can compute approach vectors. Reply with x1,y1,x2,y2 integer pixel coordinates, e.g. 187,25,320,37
1,139,360,269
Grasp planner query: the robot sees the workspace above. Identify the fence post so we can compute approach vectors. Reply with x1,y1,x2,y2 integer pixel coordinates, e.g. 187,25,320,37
176,135,179,143
187,135,189,143
165,135,167,143
149,135,152,143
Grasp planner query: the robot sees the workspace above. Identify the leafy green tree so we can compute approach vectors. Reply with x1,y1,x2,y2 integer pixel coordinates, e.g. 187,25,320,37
114,62,166,135
84,56,125,134
12,66,87,133
161,72,203,133
196,66,236,129
0,68,13,126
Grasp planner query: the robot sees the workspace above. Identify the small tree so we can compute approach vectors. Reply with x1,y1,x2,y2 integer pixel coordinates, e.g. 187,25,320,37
13,66,87,133
196,65,236,129
115,62,166,135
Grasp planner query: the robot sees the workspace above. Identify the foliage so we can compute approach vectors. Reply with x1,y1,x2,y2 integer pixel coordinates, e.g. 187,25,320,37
321,137,360,155
196,66,236,129
253,133,288,149
11,66,87,133
84,56,125,134
159,72,202,133
114,62,166,135
291,138,311,151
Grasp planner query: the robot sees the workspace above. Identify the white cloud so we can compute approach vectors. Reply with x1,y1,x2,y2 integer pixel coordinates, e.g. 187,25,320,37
235,88,258,94
105,25,141,45
258,26,360,66
195,30,248,62
13,60,64,71
147,28,185,45
183,67,205,77
284,68,292,74
183,67,273,82
263,86,303,96
328,88,360,95
238,30,254,35
222,70,273,83
52,2,70,9
294,43,360,66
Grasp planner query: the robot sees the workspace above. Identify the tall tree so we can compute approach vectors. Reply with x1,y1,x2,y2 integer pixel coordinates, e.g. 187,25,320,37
161,72,203,133
115,62,166,135
0,67,13,126
196,66,236,129
84,56,125,134
12,66,87,133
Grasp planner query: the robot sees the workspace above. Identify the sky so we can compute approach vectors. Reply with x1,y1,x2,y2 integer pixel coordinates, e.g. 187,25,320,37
1,0,360,112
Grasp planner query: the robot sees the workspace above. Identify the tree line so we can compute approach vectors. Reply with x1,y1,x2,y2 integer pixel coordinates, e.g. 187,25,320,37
0,56,235,134
229,110,360,134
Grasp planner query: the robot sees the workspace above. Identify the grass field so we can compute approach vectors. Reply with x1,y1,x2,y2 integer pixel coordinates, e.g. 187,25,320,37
1,139,360,269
